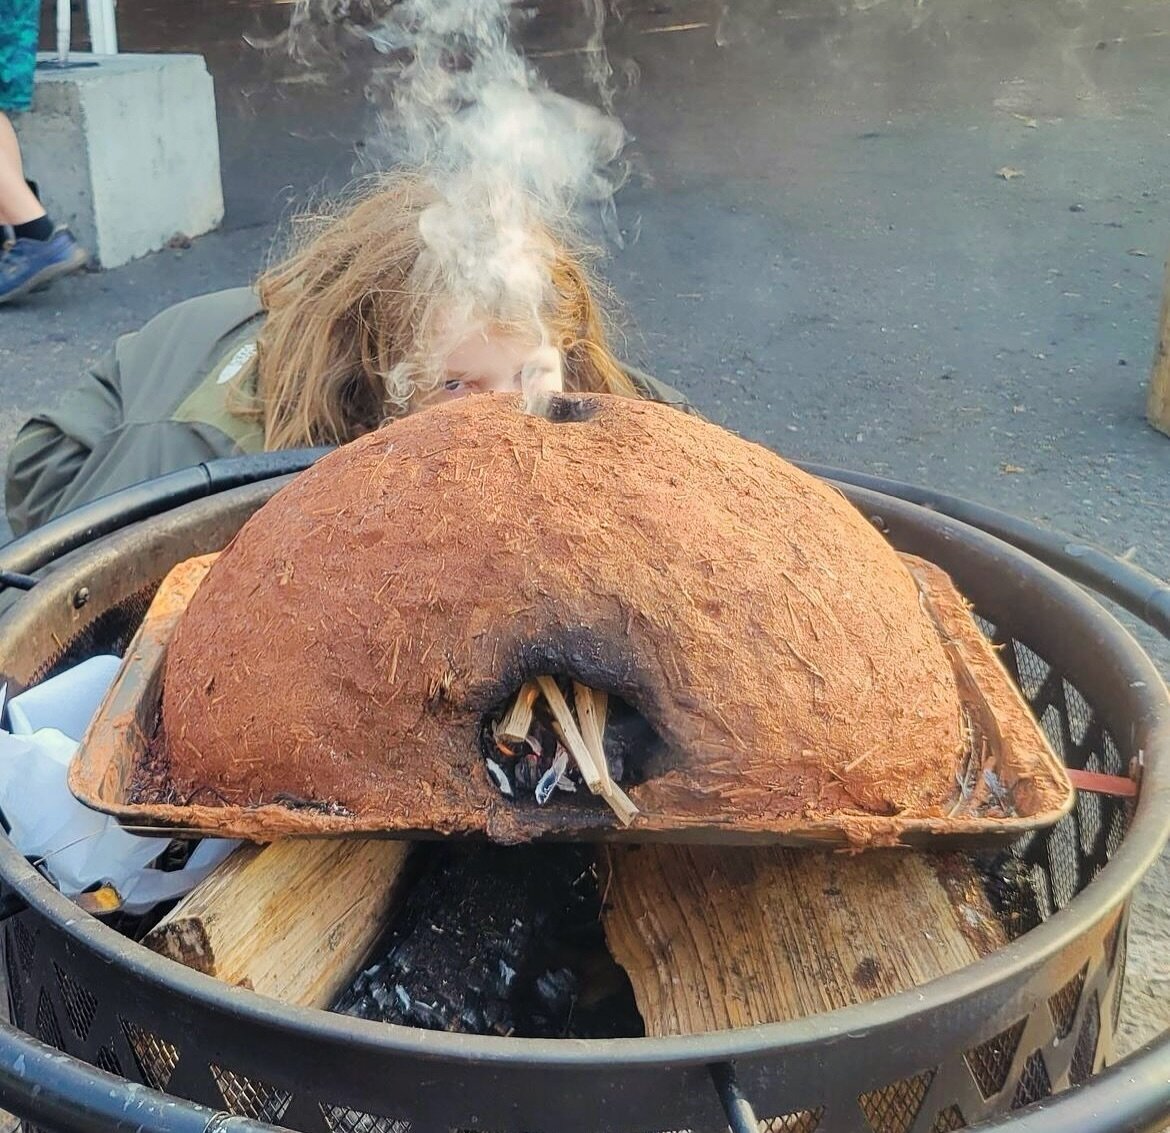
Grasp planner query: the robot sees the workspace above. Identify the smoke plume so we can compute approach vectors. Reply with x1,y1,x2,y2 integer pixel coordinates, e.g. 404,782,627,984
347,0,628,353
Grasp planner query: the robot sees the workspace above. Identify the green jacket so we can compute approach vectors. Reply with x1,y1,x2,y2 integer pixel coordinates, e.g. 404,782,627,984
5,288,695,537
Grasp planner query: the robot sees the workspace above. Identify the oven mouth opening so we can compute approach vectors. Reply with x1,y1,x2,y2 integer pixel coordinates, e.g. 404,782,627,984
478,676,667,809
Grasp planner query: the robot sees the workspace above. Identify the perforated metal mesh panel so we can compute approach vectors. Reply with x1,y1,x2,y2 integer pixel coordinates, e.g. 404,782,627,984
32,587,157,687
320,1107,410,1133
761,1111,825,1133
997,636,1132,923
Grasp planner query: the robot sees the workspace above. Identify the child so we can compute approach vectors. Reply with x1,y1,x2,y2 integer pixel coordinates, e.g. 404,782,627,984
5,173,691,536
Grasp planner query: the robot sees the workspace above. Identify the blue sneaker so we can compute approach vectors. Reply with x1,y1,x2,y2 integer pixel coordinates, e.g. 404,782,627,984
0,228,89,304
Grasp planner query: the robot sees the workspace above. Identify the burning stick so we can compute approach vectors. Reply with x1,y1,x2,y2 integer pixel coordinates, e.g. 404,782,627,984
497,681,539,744
535,676,638,826
573,680,612,790
573,682,638,827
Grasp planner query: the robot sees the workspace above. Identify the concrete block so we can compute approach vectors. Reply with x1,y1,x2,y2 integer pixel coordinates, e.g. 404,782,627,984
14,54,224,269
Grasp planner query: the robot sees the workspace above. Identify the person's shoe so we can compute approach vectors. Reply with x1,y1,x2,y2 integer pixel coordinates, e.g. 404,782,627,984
0,228,89,305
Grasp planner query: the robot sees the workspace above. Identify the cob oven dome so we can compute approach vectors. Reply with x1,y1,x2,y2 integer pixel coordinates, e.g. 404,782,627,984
152,392,996,844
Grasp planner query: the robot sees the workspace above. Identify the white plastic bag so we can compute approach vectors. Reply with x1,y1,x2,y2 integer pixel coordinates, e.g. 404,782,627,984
0,658,239,914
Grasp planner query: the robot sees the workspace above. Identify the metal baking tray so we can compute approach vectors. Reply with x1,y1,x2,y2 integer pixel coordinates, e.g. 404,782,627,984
68,552,1074,848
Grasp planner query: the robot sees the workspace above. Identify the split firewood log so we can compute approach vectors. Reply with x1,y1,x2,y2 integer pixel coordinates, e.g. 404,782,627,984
602,844,1008,1035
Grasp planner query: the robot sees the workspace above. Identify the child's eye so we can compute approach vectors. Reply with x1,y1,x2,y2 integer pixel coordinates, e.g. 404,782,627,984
443,379,465,392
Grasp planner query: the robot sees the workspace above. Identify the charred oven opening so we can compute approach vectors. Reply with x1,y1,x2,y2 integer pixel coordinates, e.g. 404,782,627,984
480,678,663,820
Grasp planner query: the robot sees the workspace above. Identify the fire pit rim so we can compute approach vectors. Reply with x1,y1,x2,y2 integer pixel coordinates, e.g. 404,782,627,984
0,468,1165,1070
0,822,1147,1068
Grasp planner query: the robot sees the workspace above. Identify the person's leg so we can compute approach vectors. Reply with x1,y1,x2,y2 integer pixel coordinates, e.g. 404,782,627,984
0,0,43,227
0,110,88,302
0,1,88,302
0,111,46,227
0,111,25,174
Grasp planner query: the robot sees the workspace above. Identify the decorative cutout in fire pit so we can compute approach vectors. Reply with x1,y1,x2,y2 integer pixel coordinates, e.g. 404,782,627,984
69,394,1072,846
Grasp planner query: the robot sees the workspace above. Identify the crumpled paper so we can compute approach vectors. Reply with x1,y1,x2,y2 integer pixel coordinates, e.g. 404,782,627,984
0,655,238,914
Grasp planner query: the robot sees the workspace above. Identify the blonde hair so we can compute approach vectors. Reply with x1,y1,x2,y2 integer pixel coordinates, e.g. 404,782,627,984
238,173,637,450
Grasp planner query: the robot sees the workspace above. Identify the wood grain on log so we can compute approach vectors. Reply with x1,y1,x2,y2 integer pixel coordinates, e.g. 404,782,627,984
144,837,412,1008
602,844,1006,1035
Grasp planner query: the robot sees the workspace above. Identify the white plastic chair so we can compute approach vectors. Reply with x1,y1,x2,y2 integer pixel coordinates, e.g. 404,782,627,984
54,0,119,61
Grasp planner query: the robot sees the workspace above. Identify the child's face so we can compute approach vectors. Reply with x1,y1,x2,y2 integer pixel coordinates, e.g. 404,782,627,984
427,325,564,405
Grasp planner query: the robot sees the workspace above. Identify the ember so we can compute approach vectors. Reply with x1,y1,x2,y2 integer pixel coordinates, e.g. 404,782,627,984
482,679,658,820
333,844,644,1039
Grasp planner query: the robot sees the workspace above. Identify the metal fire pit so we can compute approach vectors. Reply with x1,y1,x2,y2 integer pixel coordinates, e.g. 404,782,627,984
0,454,1167,1133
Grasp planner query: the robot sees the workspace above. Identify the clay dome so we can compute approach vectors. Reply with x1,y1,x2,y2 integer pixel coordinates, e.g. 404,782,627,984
160,393,971,843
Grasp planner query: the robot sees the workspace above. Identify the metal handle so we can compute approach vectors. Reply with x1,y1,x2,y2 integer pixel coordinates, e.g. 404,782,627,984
0,1016,271,1133
709,1062,762,1133
0,450,332,591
